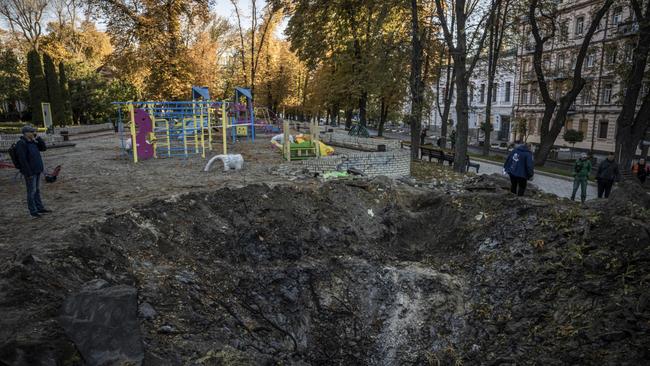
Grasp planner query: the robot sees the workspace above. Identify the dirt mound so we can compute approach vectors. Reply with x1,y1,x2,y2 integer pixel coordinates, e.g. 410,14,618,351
1,178,649,365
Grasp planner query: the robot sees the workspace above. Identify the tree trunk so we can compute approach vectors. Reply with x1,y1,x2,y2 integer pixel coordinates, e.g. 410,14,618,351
359,90,368,127
345,109,353,129
409,0,424,161
454,63,469,173
378,96,387,137
438,54,455,148
615,18,650,170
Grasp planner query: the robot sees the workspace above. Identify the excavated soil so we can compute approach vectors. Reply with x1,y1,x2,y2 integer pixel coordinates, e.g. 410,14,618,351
1,177,650,365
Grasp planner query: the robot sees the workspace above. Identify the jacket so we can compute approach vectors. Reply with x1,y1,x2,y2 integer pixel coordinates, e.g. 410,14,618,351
596,159,620,182
632,162,650,178
504,144,534,179
573,158,592,180
15,136,46,177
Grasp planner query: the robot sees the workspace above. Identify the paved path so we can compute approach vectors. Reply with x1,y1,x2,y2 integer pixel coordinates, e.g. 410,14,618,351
475,158,598,200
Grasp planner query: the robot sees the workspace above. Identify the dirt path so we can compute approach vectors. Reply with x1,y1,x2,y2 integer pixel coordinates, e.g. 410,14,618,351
0,133,287,246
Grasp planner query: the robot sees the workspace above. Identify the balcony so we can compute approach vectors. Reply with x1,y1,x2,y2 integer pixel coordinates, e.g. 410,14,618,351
617,20,639,36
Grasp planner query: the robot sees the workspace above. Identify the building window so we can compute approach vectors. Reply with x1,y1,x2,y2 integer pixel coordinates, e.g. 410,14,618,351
581,84,592,104
530,88,538,104
586,52,596,68
492,83,498,102
599,120,609,139
470,84,474,103
557,53,566,70
505,81,511,102
579,119,588,135
606,48,617,65
480,84,485,103
560,21,569,41
528,119,536,134
576,16,584,35
603,83,613,103
521,89,529,104
625,43,634,62
612,6,622,25
565,118,574,131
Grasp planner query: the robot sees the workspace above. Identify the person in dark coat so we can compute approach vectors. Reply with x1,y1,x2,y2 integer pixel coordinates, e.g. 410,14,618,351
420,127,428,146
632,157,649,184
504,141,535,196
596,152,620,198
15,125,51,218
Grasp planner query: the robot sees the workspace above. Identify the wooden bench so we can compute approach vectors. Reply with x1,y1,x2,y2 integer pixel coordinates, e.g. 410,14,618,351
402,141,480,173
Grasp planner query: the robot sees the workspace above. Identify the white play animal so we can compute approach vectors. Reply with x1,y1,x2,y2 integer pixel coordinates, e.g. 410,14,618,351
204,154,244,172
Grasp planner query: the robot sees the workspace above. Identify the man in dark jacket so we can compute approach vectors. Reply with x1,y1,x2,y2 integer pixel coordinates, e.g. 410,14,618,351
504,141,535,196
15,125,51,218
596,153,620,198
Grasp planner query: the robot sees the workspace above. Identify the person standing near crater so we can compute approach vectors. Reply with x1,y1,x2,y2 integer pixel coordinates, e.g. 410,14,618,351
14,125,52,218
504,141,534,197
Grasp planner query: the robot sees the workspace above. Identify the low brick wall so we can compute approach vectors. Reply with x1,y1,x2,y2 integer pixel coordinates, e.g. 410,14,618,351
0,134,64,150
298,150,411,177
54,123,113,135
323,132,400,151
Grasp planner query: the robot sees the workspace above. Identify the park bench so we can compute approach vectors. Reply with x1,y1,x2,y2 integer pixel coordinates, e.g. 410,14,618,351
401,141,480,173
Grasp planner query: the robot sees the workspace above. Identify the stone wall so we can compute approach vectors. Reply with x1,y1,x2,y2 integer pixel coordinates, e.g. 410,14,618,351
298,150,411,177
55,123,113,135
323,132,400,151
0,134,64,150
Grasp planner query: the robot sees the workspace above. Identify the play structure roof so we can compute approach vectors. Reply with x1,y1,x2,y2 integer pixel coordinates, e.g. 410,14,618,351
192,86,210,100
235,87,252,100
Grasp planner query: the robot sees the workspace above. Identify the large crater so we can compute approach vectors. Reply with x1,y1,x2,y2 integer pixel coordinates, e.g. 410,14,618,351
2,178,649,365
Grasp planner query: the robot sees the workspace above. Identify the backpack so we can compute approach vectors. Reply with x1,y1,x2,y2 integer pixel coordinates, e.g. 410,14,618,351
8,142,21,170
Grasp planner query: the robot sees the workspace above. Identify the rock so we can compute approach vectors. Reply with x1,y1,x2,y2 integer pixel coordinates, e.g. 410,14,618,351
59,283,144,366
138,302,157,320
158,324,175,334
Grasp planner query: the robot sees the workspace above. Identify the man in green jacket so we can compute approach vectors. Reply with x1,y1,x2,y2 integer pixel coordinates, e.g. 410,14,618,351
571,152,592,203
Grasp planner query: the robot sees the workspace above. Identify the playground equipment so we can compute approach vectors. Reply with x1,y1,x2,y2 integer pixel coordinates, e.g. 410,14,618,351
114,86,283,163
271,120,334,161
204,154,244,172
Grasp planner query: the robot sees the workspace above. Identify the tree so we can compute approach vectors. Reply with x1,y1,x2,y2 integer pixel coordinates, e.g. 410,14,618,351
42,53,64,125
563,129,584,157
408,0,425,160
58,61,72,125
482,0,513,156
434,0,497,172
527,0,613,166
0,0,48,51
435,47,455,148
0,47,28,120
26,49,46,124
614,0,650,170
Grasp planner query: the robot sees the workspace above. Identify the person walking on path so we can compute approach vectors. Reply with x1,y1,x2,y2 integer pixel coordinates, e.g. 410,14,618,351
596,152,620,198
571,153,592,203
504,141,534,196
14,125,51,218
632,158,649,184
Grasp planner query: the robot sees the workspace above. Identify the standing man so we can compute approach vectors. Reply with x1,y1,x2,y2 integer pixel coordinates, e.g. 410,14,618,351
15,125,51,218
420,127,428,146
632,157,649,184
571,153,592,203
504,141,534,196
596,152,620,198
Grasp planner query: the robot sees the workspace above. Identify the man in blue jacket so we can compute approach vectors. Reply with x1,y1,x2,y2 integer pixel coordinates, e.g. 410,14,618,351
15,125,51,218
504,141,535,196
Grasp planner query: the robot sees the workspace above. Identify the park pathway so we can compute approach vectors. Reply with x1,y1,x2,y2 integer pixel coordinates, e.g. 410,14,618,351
474,158,598,200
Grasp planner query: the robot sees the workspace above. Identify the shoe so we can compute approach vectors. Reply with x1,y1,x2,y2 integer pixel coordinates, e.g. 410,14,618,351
38,209,52,214
30,213,41,218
